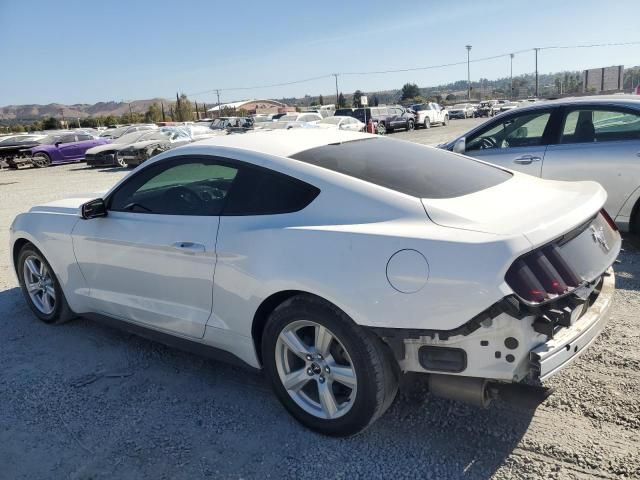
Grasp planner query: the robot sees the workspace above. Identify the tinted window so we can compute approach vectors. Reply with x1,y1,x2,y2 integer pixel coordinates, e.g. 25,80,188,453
466,111,551,151
77,134,92,141
291,137,511,199
60,134,77,144
223,166,320,216
110,158,238,215
561,108,640,143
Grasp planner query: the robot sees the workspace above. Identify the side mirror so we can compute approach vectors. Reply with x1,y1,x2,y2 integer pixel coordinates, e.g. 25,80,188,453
81,198,107,219
55,142,62,147
453,137,466,154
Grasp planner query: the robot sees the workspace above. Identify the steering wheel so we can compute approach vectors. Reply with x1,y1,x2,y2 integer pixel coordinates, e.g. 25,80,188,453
163,186,202,213
480,137,498,149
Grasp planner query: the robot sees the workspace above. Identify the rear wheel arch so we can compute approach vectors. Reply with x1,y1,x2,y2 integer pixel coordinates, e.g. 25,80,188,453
251,291,368,366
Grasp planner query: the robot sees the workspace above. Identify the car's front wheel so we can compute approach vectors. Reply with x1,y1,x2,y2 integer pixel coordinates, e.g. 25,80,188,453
262,295,398,436
424,117,431,129
407,120,414,131
31,153,51,168
116,153,127,168
376,122,386,135
17,244,75,324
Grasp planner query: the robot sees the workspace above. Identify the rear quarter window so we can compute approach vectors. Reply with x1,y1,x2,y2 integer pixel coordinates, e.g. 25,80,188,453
222,166,320,215
291,137,512,199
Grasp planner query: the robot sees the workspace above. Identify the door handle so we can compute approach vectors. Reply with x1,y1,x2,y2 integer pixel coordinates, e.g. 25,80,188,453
513,155,542,165
171,241,206,253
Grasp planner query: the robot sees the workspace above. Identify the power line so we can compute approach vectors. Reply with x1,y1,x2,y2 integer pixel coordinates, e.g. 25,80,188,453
183,41,640,98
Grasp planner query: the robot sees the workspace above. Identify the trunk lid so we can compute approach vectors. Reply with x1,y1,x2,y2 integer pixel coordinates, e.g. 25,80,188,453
421,173,608,248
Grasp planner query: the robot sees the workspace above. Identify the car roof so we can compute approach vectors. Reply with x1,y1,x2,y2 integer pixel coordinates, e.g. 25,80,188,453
176,129,369,159
514,95,640,111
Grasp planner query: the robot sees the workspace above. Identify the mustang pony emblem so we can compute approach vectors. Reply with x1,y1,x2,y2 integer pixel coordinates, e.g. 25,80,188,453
590,225,610,252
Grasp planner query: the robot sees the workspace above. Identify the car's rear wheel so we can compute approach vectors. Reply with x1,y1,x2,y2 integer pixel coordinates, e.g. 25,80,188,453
17,244,74,324
424,117,431,129
31,153,51,168
443,115,449,126
262,294,398,436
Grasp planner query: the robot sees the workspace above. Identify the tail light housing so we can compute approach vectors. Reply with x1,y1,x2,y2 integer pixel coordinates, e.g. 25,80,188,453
599,208,618,232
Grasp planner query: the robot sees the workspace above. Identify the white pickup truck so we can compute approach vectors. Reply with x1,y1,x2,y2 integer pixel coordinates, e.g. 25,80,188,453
409,102,449,129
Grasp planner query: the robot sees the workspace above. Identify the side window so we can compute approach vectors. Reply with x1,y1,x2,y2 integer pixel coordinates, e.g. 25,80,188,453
561,108,640,144
466,111,551,152
222,166,320,216
60,134,77,144
109,158,238,216
77,134,92,141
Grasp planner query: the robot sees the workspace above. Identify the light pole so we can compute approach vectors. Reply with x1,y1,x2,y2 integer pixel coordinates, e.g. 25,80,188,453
465,45,472,100
332,73,339,106
534,47,540,97
510,53,514,100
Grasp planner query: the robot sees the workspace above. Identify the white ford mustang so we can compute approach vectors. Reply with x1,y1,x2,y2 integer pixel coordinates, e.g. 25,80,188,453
10,129,621,436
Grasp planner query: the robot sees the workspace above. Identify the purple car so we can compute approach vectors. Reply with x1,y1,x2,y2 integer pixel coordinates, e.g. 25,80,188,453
30,132,111,168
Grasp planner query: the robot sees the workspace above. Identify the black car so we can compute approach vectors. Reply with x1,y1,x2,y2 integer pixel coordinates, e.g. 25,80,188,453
351,106,415,134
334,108,355,117
0,134,46,168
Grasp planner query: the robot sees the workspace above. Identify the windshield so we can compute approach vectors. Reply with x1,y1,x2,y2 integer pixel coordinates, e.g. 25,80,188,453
452,104,467,109
101,127,127,137
37,134,63,145
114,131,149,144
319,117,342,125
291,137,511,199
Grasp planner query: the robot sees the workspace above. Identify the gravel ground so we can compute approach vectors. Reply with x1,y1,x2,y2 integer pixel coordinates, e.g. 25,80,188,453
1,122,639,479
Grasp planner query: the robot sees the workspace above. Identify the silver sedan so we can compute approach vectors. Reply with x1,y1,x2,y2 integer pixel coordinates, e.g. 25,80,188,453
442,95,640,232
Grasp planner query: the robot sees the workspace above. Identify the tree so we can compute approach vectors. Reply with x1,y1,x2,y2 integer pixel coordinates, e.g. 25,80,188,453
42,117,61,130
401,83,421,101
11,124,25,133
445,93,456,101
338,92,346,108
145,103,162,123
318,94,324,106
173,93,193,122
352,90,364,108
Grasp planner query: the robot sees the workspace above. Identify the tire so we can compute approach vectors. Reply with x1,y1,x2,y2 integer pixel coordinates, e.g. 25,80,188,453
443,115,449,126
424,117,431,129
32,152,51,168
407,120,414,131
116,153,127,168
17,244,75,324
262,294,399,437
376,122,386,135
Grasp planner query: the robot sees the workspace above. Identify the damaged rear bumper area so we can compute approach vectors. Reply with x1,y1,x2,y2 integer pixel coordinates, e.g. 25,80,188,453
371,267,615,405
531,267,614,381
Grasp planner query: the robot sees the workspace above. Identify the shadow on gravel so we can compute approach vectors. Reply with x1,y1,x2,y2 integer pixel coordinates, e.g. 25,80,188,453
1,281,540,479
616,234,640,291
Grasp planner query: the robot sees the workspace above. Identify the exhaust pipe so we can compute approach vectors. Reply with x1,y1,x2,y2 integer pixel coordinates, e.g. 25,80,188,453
428,374,493,408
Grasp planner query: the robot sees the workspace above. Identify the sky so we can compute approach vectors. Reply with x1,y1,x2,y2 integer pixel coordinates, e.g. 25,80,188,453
1,0,639,107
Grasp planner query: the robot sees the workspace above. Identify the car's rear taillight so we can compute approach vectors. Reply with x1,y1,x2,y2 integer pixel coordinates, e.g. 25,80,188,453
599,208,618,232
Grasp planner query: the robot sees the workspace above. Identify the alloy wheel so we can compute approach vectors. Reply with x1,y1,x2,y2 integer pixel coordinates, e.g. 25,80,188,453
32,153,50,168
275,320,357,420
22,255,56,315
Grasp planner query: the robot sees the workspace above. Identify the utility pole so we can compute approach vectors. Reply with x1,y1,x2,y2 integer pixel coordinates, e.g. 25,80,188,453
465,45,472,100
534,48,540,97
510,53,514,100
215,89,221,118
332,74,339,106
